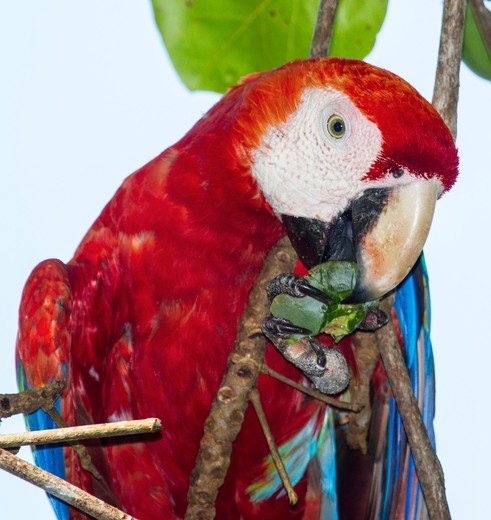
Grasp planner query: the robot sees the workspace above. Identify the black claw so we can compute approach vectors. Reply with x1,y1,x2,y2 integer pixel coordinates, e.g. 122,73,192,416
262,315,312,340
358,307,389,331
267,274,332,305
308,338,327,368
295,279,333,305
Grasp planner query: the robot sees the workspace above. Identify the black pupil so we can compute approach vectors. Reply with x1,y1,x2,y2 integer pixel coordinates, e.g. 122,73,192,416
332,120,344,134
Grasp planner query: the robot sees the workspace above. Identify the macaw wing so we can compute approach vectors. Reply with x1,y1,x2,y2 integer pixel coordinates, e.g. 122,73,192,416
16,256,121,520
16,259,73,519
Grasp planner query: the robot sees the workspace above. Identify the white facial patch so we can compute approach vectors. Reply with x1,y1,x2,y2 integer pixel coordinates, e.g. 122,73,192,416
251,87,383,222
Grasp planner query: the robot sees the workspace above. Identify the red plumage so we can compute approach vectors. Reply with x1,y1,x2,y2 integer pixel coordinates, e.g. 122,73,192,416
17,58,458,519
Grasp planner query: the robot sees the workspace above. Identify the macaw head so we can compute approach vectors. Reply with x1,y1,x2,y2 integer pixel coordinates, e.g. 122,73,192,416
235,58,458,302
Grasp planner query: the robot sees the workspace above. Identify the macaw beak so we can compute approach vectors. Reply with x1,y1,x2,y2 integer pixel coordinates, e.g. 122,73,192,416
282,181,439,303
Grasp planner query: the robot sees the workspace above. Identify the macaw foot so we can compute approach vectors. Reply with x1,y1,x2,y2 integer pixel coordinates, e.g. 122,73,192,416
266,273,332,304
262,315,349,395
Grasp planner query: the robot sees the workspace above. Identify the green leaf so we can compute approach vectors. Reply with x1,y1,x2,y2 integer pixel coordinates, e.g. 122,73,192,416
270,293,327,336
330,0,388,59
152,0,389,93
269,261,374,341
307,260,357,302
462,3,491,81
322,303,368,341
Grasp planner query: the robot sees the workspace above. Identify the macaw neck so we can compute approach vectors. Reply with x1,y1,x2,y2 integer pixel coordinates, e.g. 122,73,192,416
160,141,287,295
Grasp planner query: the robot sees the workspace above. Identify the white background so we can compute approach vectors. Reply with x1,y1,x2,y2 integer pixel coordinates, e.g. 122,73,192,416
1,1,490,518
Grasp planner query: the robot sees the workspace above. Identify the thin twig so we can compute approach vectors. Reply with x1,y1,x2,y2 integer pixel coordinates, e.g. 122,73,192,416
43,405,101,480
0,381,64,419
185,237,297,520
260,364,362,412
432,0,466,138
309,0,339,58
0,418,161,449
249,389,298,506
469,0,491,62
376,296,451,520
0,448,135,520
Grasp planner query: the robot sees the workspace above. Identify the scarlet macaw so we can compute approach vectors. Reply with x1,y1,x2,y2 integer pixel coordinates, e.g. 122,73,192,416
16,58,458,519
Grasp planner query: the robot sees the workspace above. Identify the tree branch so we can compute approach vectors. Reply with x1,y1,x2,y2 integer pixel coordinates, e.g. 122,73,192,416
375,296,450,520
0,381,64,419
0,418,161,449
372,3,465,517
310,0,339,58
432,0,466,138
0,448,135,520
261,364,362,412
185,237,297,520
345,331,380,454
42,403,102,480
0,418,161,518
249,389,298,506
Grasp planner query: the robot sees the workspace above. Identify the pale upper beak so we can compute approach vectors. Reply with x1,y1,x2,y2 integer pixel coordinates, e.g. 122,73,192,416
282,180,439,303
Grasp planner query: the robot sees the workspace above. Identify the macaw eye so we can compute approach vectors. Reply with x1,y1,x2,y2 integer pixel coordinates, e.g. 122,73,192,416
392,168,405,178
327,115,346,139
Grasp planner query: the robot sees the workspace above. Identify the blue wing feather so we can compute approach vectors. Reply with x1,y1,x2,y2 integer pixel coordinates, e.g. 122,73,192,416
17,362,70,520
385,254,434,519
